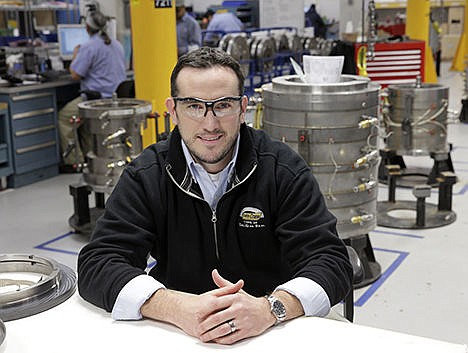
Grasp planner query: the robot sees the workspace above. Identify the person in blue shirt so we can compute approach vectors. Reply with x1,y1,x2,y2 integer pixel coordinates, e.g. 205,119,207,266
176,0,202,57
305,4,327,38
203,9,244,45
58,10,126,170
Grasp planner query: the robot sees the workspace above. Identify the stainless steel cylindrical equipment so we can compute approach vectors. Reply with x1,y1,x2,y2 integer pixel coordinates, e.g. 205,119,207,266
78,97,152,192
262,75,380,239
383,83,449,156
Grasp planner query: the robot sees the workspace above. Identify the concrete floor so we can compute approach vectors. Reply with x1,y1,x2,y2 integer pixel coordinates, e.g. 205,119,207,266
0,62,467,346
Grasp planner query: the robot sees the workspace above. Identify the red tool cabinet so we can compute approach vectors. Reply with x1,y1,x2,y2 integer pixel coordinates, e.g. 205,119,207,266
354,40,425,87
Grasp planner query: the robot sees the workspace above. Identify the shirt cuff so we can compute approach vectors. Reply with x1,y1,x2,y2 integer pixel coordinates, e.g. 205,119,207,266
275,277,331,317
111,274,165,321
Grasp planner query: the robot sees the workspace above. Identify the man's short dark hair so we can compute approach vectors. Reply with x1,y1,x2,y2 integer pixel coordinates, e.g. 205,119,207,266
170,47,245,97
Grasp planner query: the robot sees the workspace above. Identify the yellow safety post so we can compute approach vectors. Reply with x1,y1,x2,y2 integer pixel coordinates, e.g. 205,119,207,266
406,0,437,83
130,0,177,146
451,0,468,71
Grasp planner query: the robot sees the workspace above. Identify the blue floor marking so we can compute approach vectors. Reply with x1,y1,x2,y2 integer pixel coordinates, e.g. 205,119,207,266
354,248,409,307
456,183,468,195
35,231,158,270
371,229,424,239
34,231,79,255
37,232,411,309
452,145,468,151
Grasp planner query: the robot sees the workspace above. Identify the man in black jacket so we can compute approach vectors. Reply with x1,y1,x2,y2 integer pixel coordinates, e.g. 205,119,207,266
78,47,352,345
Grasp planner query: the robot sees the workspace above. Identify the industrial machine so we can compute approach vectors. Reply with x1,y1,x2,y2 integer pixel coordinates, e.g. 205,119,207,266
377,78,457,229
379,78,455,187
262,74,382,287
68,96,152,236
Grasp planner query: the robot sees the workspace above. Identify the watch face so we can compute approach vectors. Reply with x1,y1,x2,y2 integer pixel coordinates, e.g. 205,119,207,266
271,297,286,320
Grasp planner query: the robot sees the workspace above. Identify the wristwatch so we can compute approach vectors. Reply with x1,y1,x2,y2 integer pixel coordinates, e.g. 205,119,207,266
266,294,286,325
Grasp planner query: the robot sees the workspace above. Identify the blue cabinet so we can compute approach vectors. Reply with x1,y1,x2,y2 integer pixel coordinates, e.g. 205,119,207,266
0,103,13,185
0,89,60,188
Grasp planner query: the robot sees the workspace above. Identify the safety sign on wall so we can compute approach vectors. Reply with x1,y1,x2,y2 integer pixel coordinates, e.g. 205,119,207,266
154,0,172,7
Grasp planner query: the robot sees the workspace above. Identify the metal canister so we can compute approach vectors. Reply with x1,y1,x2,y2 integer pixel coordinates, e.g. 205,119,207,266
78,97,152,192
262,75,380,238
384,83,449,156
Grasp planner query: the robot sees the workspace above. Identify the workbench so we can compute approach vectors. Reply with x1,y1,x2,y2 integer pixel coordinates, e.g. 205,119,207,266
1,293,466,353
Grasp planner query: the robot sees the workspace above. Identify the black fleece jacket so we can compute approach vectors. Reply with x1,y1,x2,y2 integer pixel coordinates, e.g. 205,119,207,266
77,124,352,312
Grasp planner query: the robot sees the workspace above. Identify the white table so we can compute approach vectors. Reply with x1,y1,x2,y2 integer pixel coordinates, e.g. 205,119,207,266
1,294,466,353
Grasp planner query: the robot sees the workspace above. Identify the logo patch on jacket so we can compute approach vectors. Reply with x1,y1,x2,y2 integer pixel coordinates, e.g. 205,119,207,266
239,207,266,228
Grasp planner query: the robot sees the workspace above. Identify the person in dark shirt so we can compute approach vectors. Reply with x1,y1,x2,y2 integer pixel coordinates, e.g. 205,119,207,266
78,47,352,345
305,4,327,38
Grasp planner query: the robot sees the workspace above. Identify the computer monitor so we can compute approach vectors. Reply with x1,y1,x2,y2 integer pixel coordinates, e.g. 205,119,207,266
57,24,89,61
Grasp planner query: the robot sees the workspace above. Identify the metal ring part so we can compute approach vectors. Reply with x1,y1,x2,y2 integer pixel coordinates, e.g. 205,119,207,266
228,320,236,333
218,34,232,52
0,254,76,322
224,35,250,78
0,318,5,347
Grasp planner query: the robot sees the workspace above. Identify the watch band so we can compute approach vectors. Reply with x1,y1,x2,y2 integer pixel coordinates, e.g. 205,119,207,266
266,294,286,325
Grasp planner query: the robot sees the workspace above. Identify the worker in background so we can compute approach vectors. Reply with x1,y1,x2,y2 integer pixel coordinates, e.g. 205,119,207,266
77,47,352,345
176,0,202,57
305,4,326,38
203,9,244,45
429,11,442,76
58,10,126,172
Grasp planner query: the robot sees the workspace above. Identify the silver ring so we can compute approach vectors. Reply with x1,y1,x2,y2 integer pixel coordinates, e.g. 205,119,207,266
228,320,236,333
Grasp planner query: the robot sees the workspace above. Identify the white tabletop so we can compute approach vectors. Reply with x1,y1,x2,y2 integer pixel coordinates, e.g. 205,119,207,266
1,293,466,353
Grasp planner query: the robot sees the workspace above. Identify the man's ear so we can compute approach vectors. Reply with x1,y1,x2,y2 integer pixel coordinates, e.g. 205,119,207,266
165,97,178,125
240,95,249,123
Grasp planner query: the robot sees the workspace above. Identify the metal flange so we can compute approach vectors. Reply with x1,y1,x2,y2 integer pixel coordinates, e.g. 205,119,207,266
0,254,76,322
377,200,456,229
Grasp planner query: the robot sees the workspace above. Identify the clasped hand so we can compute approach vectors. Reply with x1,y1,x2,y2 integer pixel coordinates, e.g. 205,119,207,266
144,269,275,345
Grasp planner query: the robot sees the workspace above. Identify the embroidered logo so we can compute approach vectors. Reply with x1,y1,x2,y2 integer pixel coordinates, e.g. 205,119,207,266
239,207,266,228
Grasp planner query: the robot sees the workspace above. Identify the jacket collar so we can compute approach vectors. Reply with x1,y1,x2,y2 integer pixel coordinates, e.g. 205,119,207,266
165,124,257,190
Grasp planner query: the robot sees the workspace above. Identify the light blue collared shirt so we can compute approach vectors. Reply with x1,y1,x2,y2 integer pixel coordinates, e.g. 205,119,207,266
177,13,202,56
181,137,239,210
71,34,126,98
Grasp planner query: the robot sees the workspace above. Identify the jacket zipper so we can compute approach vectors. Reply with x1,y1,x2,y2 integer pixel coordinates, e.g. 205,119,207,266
211,210,219,259
210,163,257,260
166,163,258,261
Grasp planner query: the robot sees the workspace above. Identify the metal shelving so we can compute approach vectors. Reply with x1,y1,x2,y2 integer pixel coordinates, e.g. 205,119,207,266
376,0,465,9
0,0,79,38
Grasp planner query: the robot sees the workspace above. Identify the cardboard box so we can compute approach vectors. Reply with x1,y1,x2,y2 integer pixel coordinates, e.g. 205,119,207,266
341,32,358,42
448,6,464,34
441,34,461,60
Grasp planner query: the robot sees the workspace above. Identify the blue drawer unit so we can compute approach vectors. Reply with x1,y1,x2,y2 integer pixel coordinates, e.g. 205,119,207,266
0,89,60,187
0,103,13,184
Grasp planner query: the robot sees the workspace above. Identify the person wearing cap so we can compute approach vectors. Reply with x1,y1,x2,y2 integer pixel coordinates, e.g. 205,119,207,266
58,10,126,171
176,0,202,57
203,9,244,44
